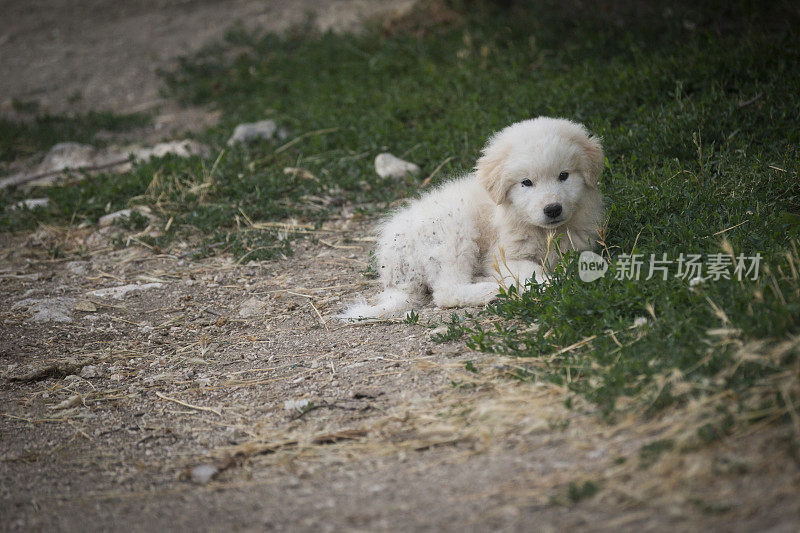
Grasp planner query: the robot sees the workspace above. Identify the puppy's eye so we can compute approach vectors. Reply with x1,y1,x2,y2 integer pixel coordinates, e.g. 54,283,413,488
521,179,533,187
558,171,569,181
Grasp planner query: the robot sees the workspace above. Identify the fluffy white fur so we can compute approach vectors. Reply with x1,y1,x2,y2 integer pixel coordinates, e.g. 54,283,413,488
341,117,604,320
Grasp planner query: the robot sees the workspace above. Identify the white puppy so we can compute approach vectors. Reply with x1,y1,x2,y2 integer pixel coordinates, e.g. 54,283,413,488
341,117,604,320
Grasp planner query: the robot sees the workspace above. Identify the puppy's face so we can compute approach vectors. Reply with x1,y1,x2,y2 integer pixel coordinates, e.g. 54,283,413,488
477,118,603,228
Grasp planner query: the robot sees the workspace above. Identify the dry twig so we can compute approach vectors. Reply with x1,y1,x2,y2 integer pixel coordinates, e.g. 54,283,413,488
155,392,223,417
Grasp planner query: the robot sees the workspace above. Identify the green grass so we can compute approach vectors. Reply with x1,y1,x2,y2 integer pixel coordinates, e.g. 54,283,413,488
567,480,599,503
0,111,149,163
1,0,798,426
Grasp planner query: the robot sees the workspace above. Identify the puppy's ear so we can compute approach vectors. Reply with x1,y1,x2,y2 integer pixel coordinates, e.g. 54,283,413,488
580,135,604,188
476,142,511,204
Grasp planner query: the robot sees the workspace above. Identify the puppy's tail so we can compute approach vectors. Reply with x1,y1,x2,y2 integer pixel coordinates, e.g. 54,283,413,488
338,288,414,321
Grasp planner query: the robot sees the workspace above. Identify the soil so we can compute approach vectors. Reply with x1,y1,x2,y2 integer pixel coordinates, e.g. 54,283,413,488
0,0,415,137
1,1,798,531
2,219,799,531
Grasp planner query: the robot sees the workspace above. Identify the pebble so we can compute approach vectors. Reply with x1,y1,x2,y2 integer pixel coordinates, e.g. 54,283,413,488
190,464,219,484
374,153,421,179
11,297,78,323
227,120,278,146
0,140,206,189
131,139,207,161
73,300,97,312
79,365,103,379
284,399,311,411
87,282,163,300
430,325,449,338
3,142,98,188
9,198,49,210
98,207,154,227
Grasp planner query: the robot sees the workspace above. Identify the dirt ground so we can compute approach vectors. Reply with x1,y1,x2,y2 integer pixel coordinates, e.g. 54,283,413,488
2,221,798,532
0,0,415,135
1,1,799,531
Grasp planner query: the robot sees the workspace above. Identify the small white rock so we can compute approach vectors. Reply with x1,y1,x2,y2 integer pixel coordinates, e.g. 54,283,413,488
73,300,97,313
190,464,219,484
9,198,49,211
11,297,77,323
633,316,649,327
87,282,163,300
131,139,207,161
227,120,278,146
98,207,154,227
0,140,206,189
79,365,103,379
0,143,100,188
43,142,97,170
374,153,421,179
283,399,311,411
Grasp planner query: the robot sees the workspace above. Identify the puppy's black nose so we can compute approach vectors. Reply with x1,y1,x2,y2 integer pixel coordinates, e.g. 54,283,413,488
543,203,562,219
